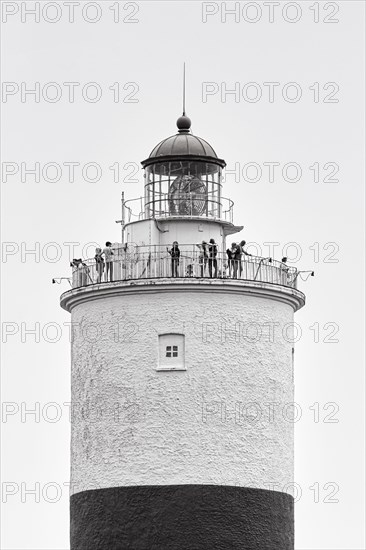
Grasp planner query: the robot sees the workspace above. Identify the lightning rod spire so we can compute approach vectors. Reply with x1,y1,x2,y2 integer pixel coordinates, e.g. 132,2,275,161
176,63,191,133
183,62,186,116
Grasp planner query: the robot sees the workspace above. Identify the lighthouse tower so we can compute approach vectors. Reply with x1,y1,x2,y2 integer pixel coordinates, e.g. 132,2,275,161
60,113,305,549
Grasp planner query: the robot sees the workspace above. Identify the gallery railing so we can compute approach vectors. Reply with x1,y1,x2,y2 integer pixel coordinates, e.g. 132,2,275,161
124,195,234,223
71,252,298,290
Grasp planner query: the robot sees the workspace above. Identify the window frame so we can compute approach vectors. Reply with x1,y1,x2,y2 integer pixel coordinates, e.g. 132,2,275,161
157,333,186,371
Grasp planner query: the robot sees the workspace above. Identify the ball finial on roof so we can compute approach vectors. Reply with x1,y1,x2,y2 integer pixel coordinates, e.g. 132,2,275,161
176,114,191,133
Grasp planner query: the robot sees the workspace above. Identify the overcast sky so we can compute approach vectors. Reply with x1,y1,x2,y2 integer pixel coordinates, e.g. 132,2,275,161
1,2,365,549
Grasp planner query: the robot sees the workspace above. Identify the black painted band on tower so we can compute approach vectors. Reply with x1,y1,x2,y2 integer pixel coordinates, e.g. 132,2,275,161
71,485,294,550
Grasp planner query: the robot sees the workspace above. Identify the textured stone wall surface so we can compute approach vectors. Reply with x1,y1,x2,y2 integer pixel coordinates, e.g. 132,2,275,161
70,290,294,496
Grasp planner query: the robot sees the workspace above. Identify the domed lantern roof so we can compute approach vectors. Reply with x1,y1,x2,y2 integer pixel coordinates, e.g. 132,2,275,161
141,114,226,171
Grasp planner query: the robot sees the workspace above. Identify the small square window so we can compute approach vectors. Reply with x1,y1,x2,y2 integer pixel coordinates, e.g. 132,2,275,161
166,345,179,357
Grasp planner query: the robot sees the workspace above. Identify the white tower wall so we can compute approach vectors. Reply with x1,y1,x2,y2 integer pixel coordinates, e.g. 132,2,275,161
65,283,300,495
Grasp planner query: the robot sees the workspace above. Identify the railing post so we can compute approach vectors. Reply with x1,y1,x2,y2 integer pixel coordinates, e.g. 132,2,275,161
254,259,263,281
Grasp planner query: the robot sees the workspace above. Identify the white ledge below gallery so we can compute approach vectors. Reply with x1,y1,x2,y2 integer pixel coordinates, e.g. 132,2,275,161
60,277,305,313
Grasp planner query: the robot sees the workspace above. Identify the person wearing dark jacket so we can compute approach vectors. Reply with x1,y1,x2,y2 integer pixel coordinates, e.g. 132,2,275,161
230,242,241,279
208,238,218,278
167,241,180,277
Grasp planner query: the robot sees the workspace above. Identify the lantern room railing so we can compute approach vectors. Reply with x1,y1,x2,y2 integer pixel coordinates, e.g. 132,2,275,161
124,195,234,223
70,251,298,290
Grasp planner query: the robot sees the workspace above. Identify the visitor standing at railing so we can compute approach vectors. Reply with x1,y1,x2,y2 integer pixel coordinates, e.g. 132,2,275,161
279,256,289,285
226,246,233,278
71,259,91,287
231,243,242,279
94,248,104,283
103,241,114,282
167,241,180,277
208,238,219,278
239,240,252,278
71,258,84,287
196,240,208,277
226,243,241,279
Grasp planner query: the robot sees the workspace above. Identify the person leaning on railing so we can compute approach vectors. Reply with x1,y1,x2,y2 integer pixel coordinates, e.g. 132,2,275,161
70,258,91,287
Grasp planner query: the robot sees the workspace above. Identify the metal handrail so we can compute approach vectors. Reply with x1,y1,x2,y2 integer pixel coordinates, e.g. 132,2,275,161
124,195,234,223
71,252,298,290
